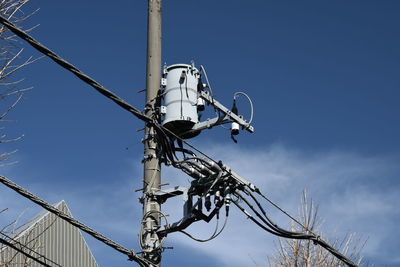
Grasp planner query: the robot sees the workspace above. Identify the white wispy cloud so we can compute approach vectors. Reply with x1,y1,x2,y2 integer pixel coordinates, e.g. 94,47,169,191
1,144,399,266
161,143,400,266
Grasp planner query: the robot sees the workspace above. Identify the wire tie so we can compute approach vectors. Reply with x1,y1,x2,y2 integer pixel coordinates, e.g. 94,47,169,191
127,250,137,261
313,235,321,245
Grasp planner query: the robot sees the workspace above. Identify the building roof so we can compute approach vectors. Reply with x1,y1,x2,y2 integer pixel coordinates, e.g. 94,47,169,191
0,200,99,267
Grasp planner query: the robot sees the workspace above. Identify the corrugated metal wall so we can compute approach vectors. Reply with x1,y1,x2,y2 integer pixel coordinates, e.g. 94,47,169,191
0,201,98,267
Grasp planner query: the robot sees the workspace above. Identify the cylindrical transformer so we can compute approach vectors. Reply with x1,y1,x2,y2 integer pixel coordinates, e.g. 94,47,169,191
162,64,201,138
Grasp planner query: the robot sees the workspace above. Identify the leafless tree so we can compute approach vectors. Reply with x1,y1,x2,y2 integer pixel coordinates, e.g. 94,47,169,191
0,0,39,167
268,190,368,267
0,1,43,265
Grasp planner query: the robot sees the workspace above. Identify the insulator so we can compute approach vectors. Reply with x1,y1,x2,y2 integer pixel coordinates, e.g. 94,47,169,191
225,194,231,205
197,197,203,212
181,165,205,180
204,160,222,173
197,97,205,111
205,194,211,211
187,160,214,176
225,194,231,216
231,122,240,136
214,190,221,204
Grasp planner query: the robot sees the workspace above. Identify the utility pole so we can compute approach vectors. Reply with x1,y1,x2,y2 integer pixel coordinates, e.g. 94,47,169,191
0,4,358,267
142,0,162,266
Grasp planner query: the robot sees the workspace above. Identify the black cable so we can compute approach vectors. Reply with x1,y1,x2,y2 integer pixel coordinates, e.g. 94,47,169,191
231,199,292,238
0,232,62,267
255,188,309,233
179,82,183,119
1,231,58,266
179,213,228,243
0,175,151,267
235,192,311,239
0,12,230,181
0,14,219,174
242,190,312,238
154,125,179,163
0,13,357,267
233,191,358,267
235,192,307,239
139,210,168,252
0,236,54,267
0,15,151,124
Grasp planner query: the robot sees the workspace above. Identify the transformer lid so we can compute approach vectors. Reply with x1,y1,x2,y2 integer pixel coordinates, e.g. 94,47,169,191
165,63,199,72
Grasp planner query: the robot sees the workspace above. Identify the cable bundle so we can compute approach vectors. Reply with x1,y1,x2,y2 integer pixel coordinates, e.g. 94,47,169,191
0,15,359,267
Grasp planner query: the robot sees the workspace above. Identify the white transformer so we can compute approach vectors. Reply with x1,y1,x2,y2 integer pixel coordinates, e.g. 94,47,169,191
162,63,201,138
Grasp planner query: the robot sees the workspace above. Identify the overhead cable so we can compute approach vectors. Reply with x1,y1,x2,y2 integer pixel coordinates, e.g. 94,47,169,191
179,212,229,243
0,175,150,267
233,91,254,124
234,189,358,267
255,189,316,235
0,14,220,171
0,15,151,124
0,231,62,267
0,14,358,267
0,236,53,267
242,190,312,238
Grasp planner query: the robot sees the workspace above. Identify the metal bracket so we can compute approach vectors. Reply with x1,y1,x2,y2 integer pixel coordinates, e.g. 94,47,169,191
153,186,187,203
142,153,157,163
157,198,224,237
161,78,167,87
199,90,254,133
221,163,258,192
190,116,228,132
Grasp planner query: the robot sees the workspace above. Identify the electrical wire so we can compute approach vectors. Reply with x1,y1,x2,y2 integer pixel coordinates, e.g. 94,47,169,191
0,15,151,124
0,236,54,267
0,232,62,267
179,81,183,119
233,91,254,124
0,14,357,267
231,198,294,238
200,65,222,118
179,212,228,242
139,210,169,252
233,190,358,267
200,65,214,102
0,175,151,267
255,188,311,234
0,14,220,176
243,189,311,237
0,10,228,191
235,192,311,239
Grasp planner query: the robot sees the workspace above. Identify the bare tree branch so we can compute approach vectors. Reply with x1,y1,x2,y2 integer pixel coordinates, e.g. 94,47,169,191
268,190,368,267
0,93,22,119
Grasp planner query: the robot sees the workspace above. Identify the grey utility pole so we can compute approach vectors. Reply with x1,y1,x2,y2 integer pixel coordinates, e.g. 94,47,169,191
142,0,162,266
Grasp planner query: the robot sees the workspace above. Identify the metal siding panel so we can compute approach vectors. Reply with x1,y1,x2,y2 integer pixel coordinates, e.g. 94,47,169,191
0,202,99,267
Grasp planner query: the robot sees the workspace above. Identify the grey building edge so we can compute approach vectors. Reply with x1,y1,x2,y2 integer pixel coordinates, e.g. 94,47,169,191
1,200,99,267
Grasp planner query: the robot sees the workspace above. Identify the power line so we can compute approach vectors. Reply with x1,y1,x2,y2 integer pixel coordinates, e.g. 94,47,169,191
0,15,151,124
256,189,309,233
0,175,151,267
0,236,53,267
0,231,62,267
234,189,358,267
179,211,229,243
0,14,219,170
0,12,223,180
0,13,359,267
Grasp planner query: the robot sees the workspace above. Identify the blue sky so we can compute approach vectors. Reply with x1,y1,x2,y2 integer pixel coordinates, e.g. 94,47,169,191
1,0,400,266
